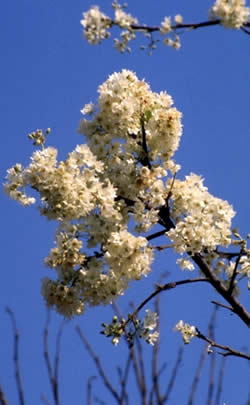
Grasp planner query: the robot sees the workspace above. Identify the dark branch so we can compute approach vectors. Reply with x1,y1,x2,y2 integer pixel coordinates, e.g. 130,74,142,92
191,254,250,327
6,308,25,405
76,326,121,404
132,277,210,319
196,329,250,360
129,19,221,33
0,384,8,405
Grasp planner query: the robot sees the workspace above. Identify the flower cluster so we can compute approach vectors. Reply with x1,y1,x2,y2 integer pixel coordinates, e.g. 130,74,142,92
81,3,184,52
80,6,112,45
175,320,197,344
167,174,235,254
5,69,244,320
101,310,159,346
81,2,138,52
210,0,250,28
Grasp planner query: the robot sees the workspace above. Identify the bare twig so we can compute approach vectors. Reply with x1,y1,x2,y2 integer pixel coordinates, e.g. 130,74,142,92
119,352,131,405
195,329,250,360
163,347,183,404
0,384,8,405
215,357,226,405
151,296,162,404
43,311,64,405
43,312,54,398
146,230,167,242
187,342,207,405
134,337,147,404
206,307,217,405
150,244,174,251
228,248,243,295
87,376,97,405
76,326,121,404
140,117,152,169
54,321,65,402
6,307,25,405
192,254,250,327
132,277,210,319
211,300,234,313
41,394,52,405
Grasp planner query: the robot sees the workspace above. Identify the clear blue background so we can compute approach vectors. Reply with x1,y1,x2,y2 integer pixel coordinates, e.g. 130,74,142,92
1,1,249,404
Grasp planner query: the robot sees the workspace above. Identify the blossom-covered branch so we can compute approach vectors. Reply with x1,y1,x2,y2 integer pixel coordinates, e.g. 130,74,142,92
81,1,250,52
5,70,250,328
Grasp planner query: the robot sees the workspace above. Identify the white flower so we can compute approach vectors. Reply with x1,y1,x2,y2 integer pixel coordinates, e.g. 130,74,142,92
143,309,158,330
160,17,172,34
177,258,195,271
174,14,183,24
166,174,235,254
210,0,250,28
81,6,111,44
175,320,197,344
81,103,95,115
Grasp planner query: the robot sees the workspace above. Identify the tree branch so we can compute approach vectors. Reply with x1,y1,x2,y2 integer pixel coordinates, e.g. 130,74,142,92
6,308,25,405
0,385,8,405
76,326,121,404
192,254,250,327
132,277,210,319
43,311,63,405
195,329,250,360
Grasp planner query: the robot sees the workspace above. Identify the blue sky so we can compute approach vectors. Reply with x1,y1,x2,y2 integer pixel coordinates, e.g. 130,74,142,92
1,1,250,404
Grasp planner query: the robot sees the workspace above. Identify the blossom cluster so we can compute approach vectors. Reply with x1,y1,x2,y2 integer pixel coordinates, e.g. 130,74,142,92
175,320,197,344
101,310,159,346
166,174,235,255
81,1,250,54
4,69,240,320
81,2,138,52
210,0,250,28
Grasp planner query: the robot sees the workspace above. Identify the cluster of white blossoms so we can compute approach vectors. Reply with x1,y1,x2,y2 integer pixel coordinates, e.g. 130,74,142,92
80,6,112,45
160,15,182,50
5,69,241,321
101,310,159,346
167,174,235,254
81,2,138,52
81,1,250,54
210,0,250,28
175,320,197,344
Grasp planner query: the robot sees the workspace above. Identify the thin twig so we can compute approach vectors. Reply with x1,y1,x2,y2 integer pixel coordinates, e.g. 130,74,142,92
43,311,62,405
0,384,8,405
140,117,152,169
195,329,250,360
87,376,97,405
132,277,210,319
163,347,184,403
151,295,162,404
40,394,52,405
6,307,25,405
206,307,217,405
54,321,65,404
187,343,207,405
134,337,147,404
211,300,234,313
76,326,121,404
130,345,147,405
228,248,243,295
146,230,167,241
119,352,132,405
215,357,226,405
